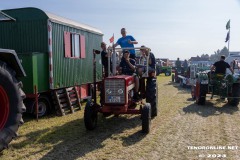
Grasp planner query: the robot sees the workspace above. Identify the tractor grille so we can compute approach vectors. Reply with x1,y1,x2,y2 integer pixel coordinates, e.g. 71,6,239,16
104,79,125,104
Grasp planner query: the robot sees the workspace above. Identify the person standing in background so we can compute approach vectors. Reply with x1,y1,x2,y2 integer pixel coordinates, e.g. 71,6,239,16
101,42,112,77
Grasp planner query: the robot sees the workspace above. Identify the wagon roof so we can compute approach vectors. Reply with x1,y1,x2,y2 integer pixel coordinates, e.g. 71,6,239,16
46,12,103,35
1,7,103,35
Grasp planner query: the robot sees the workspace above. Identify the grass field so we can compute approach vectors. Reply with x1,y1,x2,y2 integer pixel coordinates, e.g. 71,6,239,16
1,75,240,160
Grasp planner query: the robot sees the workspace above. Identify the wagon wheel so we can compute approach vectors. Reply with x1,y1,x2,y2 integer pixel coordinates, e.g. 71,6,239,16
34,96,51,117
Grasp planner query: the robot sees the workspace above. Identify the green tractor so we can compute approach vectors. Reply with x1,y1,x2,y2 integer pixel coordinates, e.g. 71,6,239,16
156,66,172,76
156,59,172,76
192,70,240,106
0,49,26,152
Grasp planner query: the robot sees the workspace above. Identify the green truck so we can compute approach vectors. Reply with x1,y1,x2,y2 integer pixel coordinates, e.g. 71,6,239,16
0,7,103,117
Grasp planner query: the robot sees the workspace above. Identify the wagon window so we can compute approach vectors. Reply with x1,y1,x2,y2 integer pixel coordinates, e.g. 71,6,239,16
71,34,80,57
64,31,84,58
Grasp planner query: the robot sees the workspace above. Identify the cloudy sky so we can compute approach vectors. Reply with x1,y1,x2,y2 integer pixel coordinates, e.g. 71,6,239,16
1,0,240,60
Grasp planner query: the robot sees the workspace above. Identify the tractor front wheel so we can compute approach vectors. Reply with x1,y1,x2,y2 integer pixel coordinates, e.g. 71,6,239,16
0,61,26,152
142,103,151,133
146,77,158,118
84,101,98,130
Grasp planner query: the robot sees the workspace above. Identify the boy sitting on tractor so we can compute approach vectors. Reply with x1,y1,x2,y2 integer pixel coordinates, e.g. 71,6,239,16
119,50,140,100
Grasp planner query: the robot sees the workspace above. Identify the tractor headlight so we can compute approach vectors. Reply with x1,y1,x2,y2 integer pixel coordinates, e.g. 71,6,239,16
118,89,124,94
106,89,112,95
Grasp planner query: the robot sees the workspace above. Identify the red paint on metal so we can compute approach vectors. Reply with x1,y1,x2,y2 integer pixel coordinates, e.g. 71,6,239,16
48,25,51,32
49,52,52,58
80,35,86,58
48,38,52,46
80,84,88,99
64,31,71,57
49,64,52,71
49,77,53,84
0,86,10,129
101,105,141,114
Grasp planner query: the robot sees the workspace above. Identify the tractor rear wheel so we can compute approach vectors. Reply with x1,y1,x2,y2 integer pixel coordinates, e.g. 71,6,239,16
0,61,26,152
172,74,175,82
228,83,240,107
196,82,207,105
191,85,196,100
146,77,158,118
142,103,151,133
84,101,98,130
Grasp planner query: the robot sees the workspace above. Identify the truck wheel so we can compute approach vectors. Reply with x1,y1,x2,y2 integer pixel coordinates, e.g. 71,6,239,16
196,82,207,105
0,61,26,152
146,78,158,118
228,83,240,107
34,96,51,117
142,103,151,133
84,101,98,130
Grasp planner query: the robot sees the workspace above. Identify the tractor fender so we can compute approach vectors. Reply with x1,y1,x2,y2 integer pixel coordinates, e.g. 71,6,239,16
0,49,26,77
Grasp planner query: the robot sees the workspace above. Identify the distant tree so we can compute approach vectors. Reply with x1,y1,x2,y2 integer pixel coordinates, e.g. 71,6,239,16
200,54,210,60
210,46,228,61
220,46,229,57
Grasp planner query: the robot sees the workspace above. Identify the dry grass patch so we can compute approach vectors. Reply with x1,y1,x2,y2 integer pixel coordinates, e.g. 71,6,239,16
0,74,239,160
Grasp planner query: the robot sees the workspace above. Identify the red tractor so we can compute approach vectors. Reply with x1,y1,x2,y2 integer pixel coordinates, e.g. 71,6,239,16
84,47,158,133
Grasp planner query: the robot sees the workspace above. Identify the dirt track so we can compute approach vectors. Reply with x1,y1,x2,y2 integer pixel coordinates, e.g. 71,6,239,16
1,75,240,160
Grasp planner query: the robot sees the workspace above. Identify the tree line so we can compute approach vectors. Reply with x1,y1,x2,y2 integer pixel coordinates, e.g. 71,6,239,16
194,46,229,62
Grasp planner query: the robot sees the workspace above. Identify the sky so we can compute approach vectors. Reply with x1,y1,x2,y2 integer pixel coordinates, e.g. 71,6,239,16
1,0,240,60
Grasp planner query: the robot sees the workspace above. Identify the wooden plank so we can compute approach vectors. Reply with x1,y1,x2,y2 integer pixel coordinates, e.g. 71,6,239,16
53,90,65,116
73,86,81,110
65,88,74,113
